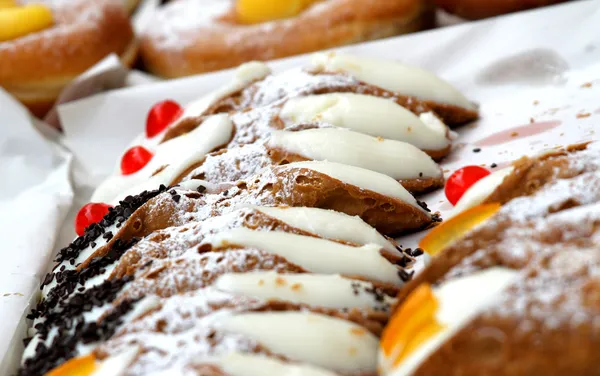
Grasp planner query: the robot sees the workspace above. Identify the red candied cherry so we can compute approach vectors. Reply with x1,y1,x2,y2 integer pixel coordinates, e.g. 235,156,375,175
146,100,183,138
121,146,153,175
445,166,490,206
75,203,112,236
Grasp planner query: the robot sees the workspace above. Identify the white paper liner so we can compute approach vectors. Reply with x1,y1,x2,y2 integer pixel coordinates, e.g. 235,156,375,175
1,0,600,373
0,90,73,372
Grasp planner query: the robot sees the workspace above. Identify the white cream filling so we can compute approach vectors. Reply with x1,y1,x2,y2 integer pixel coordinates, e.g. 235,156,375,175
382,267,518,376
280,93,450,151
216,352,339,376
178,62,270,120
92,114,234,205
209,228,402,285
418,112,449,141
451,167,514,217
282,161,426,213
214,272,396,310
267,128,441,180
175,178,220,193
255,206,397,253
309,53,475,110
128,62,270,152
220,311,378,372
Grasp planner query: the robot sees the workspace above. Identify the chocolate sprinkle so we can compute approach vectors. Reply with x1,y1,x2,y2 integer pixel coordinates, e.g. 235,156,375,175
398,269,415,282
19,278,137,376
473,148,482,153
491,163,498,168
30,238,140,322
410,248,424,257
51,185,168,268
416,200,432,213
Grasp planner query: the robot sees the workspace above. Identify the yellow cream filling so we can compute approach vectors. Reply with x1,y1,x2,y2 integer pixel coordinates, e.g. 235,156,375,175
0,4,54,42
236,0,323,24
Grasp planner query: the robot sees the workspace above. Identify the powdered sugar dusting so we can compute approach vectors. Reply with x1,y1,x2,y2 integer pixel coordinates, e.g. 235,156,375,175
142,0,232,50
99,289,266,375
2,0,107,55
183,144,272,184
449,179,600,333
489,243,599,330
243,68,360,109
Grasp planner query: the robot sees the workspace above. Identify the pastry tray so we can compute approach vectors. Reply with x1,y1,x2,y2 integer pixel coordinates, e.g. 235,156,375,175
1,0,599,373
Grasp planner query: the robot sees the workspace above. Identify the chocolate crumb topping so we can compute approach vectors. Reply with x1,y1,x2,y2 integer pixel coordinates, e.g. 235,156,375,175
398,269,415,282
51,185,169,268
31,238,140,322
417,200,432,213
19,278,136,376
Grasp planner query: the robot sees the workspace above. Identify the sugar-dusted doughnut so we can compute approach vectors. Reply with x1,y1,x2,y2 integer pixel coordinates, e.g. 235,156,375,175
433,0,568,20
0,0,136,117
139,0,432,78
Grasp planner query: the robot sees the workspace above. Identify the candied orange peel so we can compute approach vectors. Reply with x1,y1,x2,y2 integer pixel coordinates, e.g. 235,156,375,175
236,0,322,24
0,4,54,42
45,354,96,376
419,203,501,256
381,284,444,367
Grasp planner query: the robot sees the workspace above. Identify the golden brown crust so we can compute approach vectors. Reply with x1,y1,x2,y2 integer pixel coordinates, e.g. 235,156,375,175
0,0,136,116
140,0,431,78
269,147,445,194
207,71,476,128
308,77,478,127
423,100,479,127
400,144,595,302
413,308,600,376
102,284,384,375
122,0,141,14
78,164,431,274
433,0,568,20
269,167,432,235
410,241,600,375
483,143,590,205
391,143,600,375
108,208,405,298
110,209,345,279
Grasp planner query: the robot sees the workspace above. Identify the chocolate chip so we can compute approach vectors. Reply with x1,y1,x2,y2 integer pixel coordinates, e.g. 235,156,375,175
53,186,168,266
416,200,432,213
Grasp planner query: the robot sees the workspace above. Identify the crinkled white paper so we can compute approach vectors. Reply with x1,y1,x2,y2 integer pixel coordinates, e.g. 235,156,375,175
0,90,73,374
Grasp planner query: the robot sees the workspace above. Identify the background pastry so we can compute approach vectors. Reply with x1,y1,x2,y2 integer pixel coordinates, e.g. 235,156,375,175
0,0,136,117
433,0,569,19
139,0,433,77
